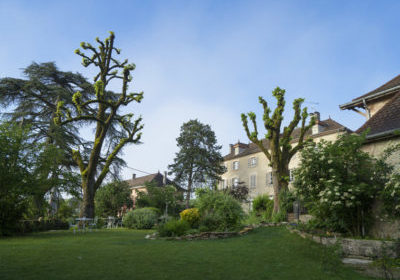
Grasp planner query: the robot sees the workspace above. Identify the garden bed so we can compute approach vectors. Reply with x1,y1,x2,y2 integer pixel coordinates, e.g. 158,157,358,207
146,222,289,241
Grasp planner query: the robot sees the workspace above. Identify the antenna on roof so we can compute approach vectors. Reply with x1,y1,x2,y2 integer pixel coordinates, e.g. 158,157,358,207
304,101,319,112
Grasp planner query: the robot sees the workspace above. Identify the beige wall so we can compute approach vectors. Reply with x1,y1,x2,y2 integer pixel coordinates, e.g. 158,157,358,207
220,131,344,202
367,96,392,117
362,138,400,167
130,186,147,205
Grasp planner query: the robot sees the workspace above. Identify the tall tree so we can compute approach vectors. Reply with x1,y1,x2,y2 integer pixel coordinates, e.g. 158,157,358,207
54,32,144,218
168,119,225,208
241,87,315,214
0,62,91,216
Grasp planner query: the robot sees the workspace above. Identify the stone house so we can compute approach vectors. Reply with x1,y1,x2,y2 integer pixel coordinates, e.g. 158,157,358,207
340,74,400,165
219,113,351,209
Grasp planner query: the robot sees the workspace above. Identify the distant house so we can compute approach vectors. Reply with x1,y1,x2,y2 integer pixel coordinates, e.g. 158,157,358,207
125,172,174,208
340,74,400,165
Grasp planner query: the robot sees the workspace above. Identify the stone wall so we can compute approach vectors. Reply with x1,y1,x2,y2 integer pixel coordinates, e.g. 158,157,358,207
290,228,399,259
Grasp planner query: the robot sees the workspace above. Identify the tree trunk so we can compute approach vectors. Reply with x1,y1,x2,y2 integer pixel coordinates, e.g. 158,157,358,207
185,178,192,209
80,179,95,218
272,166,289,214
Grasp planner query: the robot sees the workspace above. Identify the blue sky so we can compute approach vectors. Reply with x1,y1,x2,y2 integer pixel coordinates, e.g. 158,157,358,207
1,0,400,180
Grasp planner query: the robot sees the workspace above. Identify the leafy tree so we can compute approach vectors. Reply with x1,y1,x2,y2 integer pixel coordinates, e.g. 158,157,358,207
0,62,89,215
0,122,62,235
294,133,387,236
136,182,184,216
241,87,314,214
168,119,225,208
95,181,133,217
54,32,144,218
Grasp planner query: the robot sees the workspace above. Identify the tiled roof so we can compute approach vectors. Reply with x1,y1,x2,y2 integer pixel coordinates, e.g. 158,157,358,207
340,74,400,110
126,173,173,188
224,118,350,160
354,74,400,101
356,92,400,138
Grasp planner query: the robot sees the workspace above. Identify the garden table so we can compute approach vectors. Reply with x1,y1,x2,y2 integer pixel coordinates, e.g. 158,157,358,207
75,217,94,233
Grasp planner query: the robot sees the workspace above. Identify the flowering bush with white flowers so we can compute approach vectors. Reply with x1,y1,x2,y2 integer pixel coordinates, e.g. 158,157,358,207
294,133,387,236
381,169,400,217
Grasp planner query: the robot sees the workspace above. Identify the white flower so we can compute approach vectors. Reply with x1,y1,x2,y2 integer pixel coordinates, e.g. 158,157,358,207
328,159,333,164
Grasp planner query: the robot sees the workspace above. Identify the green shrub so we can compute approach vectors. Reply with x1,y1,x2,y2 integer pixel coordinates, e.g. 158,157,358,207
196,190,244,231
180,208,200,227
123,208,159,229
252,194,271,213
252,194,274,221
158,219,190,237
17,219,69,234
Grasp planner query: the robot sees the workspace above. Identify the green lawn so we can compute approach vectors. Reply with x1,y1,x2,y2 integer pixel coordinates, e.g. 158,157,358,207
0,227,372,280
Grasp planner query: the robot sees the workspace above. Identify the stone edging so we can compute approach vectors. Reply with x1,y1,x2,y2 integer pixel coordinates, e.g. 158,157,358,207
145,222,289,241
288,228,398,259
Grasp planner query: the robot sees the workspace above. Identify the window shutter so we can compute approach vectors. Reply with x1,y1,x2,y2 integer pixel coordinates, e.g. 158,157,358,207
248,158,251,168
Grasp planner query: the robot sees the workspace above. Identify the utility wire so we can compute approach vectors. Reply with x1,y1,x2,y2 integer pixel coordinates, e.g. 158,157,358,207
125,166,154,175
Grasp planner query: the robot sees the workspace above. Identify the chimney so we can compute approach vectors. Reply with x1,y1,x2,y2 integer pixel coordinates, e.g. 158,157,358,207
310,111,320,124
132,173,136,180
310,112,324,135
230,144,234,154
163,171,167,185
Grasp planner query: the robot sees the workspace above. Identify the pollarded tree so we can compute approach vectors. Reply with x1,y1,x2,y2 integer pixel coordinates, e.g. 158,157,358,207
168,120,225,208
241,87,315,214
54,32,144,218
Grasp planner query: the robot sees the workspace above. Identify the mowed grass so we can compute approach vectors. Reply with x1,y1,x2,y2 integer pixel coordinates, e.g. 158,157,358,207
0,227,372,280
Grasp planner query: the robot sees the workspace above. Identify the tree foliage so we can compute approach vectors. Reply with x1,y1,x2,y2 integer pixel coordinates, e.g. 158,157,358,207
0,122,68,235
95,181,133,217
168,119,225,208
0,62,90,214
241,87,314,214
54,32,144,218
224,181,249,202
136,182,184,216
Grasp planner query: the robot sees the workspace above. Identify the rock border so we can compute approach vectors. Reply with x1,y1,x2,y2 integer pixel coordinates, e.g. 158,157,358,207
145,222,289,241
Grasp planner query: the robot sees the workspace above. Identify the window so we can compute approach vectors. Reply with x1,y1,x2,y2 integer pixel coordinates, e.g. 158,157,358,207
248,157,257,168
221,179,226,189
266,172,273,185
250,174,256,188
233,161,239,170
232,177,239,187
